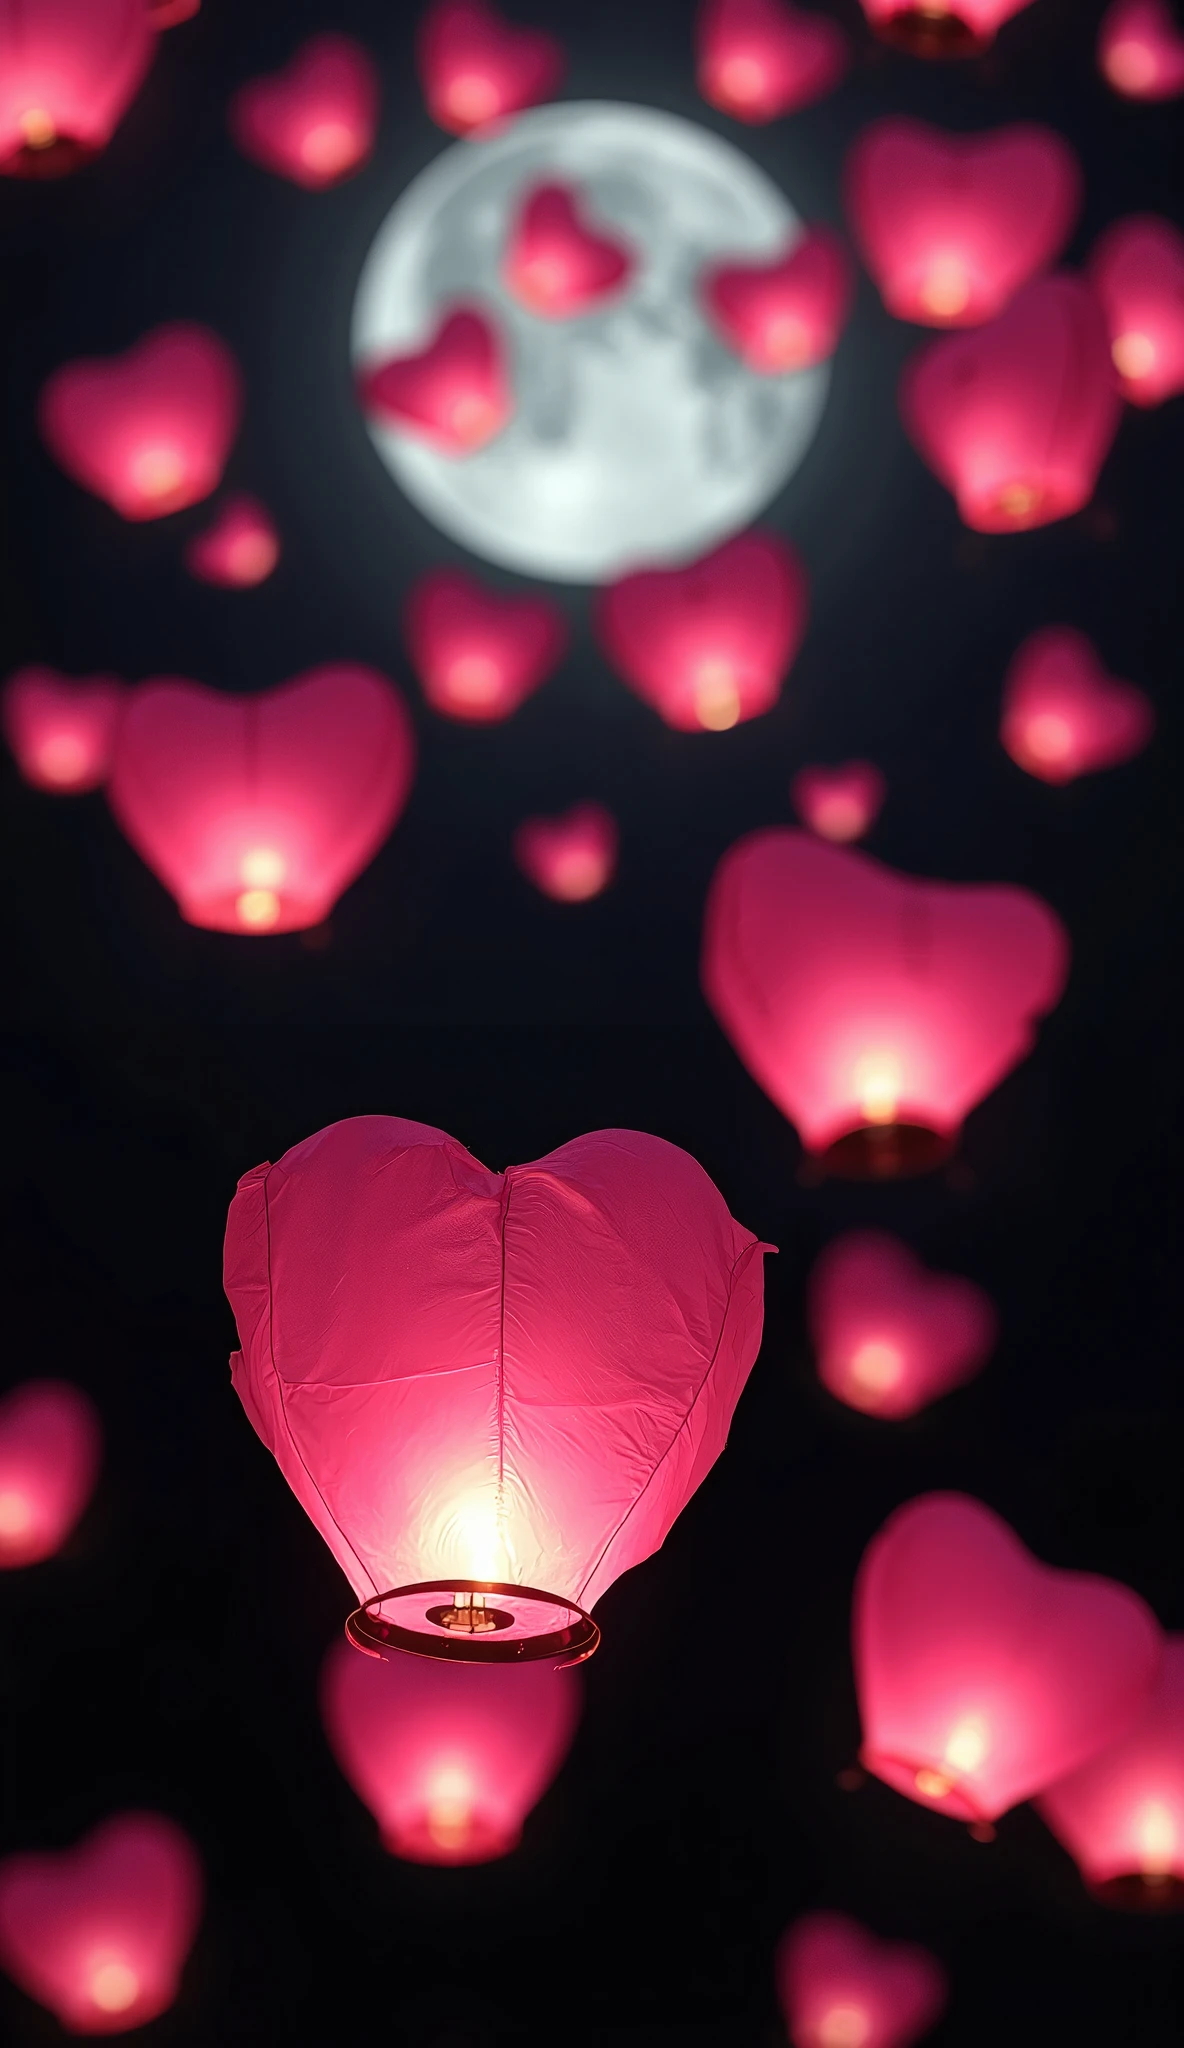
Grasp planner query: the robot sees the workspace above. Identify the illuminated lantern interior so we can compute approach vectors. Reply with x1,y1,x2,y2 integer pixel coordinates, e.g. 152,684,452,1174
791,762,886,844
1098,0,1184,99
0,1813,202,2035
0,0,153,179
0,1381,101,1570
778,1911,948,2048
357,305,512,456
504,181,636,320
695,0,849,123
184,494,280,588
514,800,618,902
229,34,379,189
1089,214,1184,408
702,829,1069,1176
701,226,854,373
321,1637,581,1863
105,666,415,934
859,0,1034,59
406,568,567,722
1001,627,1155,785
223,1116,770,1664
809,1231,997,1419
416,0,564,135
3,667,126,794
854,1493,1163,1824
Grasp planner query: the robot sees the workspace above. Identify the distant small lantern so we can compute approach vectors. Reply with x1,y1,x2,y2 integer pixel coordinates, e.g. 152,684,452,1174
514,801,618,902
406,568,566,722
859,0,1034,58
3,668,126,794
417,0,564,135
777,1912,948,2048
854,1493,1162,1824
184,495,280,588
1088,215,1184,407
701,227,854,373
229,34,379,188
504,181,635,320
0,1381,101,1569
695,0,849,122
0,0,152,178
39,324,242,522
702,829,1069,1177
321,1637,581,1863
1098,0,1184,99
357,306,512,456
0,1813,202,2035
1001,627,1154,784
223,1116,770,1664
809,1231,996,1419
791,762,886,844
899,275,1122,533
596,532,809,733
844,119,1080,328
105,666,415,934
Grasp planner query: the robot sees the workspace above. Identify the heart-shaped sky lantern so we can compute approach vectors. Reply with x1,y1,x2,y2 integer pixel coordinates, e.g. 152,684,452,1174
223,1116,770,1664
321,1636,581,1864
514,801,618,902
0,1813,202,2034
3,668,126,794
701,830,1069,1177
809,1231,996,1419
596,532,808,734
0,1381,101,1569
416,0,564,135
357,306,512,456
702,227,854,374
860,0,1033,58
229,34,379,189
854,1493,1162,1825
1089,215,1184,407
105,667,415,934
405,568,566,722
1098,0,1184,98
184,494,280,588
38,323,242,522
791,761,886,843
777,1912,948,2048
695,0,849,122
899,275,1122,533
844,120,1081,329
504,181,636,320
1001,627,1155,784
0,0,152,179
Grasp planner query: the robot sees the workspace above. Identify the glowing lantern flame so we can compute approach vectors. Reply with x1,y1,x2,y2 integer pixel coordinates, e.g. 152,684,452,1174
416,0,564,136
229,34,379,188
0,0,153,179
778,1912,948,2048
696,0,850,122
1001,628,1155,785
1098,1,1184,99
810,1231,996,1419
1089,214,1184,408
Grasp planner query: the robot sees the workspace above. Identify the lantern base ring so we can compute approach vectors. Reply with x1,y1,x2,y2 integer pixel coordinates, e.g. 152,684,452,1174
819,1122,953,1181
1090,1872,1184,1914
874,10,987,58
346,1579,601,1668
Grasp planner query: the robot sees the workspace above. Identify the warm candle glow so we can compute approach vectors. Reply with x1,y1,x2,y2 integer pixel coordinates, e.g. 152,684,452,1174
694,661,742,732
1104,39,1158,89
996,480,1041,522
914,1767,954,1799
551,852,610,903
850,1341,904,1398
1112,330,1157,380
446,73,500,125
920,255,971,320
37,735,90,786
818,2007,870,2048
1136,1800,1176,1879
425,1767,474,1852
299,120,356,176
0,1491,33,1540
718,54,766,105
447,654,502,707
131,446,185,500
89,1960,139,2014
240,847,287,890
1023,712,1074,765
19,108,56,149
854,1052,902,1126
236,888,282,930
945,1715,989,1776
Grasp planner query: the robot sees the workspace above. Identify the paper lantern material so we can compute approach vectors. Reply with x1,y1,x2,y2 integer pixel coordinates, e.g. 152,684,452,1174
3,668,126,794
860,0,1034,57
844,120,1081,329
514,802,618,902
899,275,1122,533
358,306,512,455
229,34,379,189
106,667,415,934
406,568,566,722
1089,215,1184,407
855,1493,1162,1824
702,830,1069,1175
809,1231,996,1419
1001,628,1154,784
321,1637,581,1863
0,1814,202,2035
791,762,885,843
597,532,808,733
504,181,635,320
147,1,199,26
702,228,854,373
184,495,280,588
777,1913,948,2048
0,1381,101,1569
695,0,849,122
1098,0,1184,98
0,0,152,178
417,0,564,135
223,1116,770,1662
39,324,242,522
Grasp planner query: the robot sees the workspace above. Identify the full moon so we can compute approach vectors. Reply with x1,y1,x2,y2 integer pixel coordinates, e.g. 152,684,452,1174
352,102,830,584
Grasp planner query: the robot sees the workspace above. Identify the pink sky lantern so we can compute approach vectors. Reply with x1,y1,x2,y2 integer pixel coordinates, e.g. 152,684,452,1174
792,762,886,843
702,830,1069,1177
855,1493,1162,1825
358,306,512,456
39,323,242,523
1089,215,1184,407
106,666,414,935
695,0,849,122
859,0,1034,58
184,495,280,588
0,1381,101,1569
809,1231,996,1419
223,1116,770,1664
899,275,1122,534
1098,0,1184,98
417,0,564,135
3,668,126,794
597,532,808,734
0,1813,202,2034
514,801,618,902
844,120,1081,329
405,567,566,722
1038,1637,1184,1909
321,1636,581,1863
0,0,152,178
229,34,379,190
777,1912,948,2048
504,181,635,320
1001,627,1155,785
702,227,854,374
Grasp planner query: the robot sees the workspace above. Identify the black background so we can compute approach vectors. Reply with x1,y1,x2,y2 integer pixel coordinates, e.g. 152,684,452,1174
1,1,1181,2042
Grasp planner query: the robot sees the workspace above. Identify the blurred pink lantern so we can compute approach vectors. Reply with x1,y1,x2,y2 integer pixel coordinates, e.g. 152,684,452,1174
1098,0,1184,99
809,1231,996,1419
695,0,848,121
0,0,152,178
844,120,1081,329
106,667,414,934
504,182,635,320
597,532,808,734
899,275,1122,533
514,801,617,903
702,227,854,373
417,0,564,135
39,324,242,523
1001,628,1154,785
145,0,199,26
855,1493,1162,1824
777,1912,948,2048
3,668,126,794
1089,216,1184,407
321,1636,581,1863
792,762,885,844
0,1381,101,1569
229,34,379,189
0,1814,202,2035
1038,1638,1184,1908
223,1116,770,1664
358,306,512,456
702,831,1069,1177
859,0,1034,58
405,568,566,722
184,494,279,588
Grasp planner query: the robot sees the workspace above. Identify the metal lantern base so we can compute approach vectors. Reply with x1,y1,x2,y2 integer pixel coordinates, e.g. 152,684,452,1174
821,1122,953,1180
874,10,987,58
346,1579,601,1668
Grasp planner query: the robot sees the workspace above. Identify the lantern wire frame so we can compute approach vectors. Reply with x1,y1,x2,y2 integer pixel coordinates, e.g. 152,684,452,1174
346,1579,601,1668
